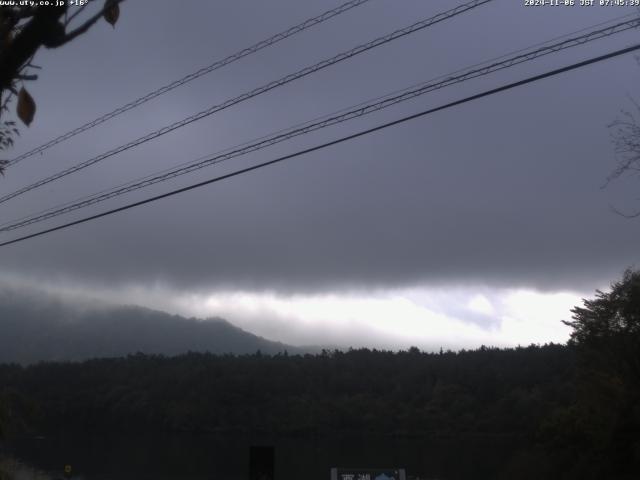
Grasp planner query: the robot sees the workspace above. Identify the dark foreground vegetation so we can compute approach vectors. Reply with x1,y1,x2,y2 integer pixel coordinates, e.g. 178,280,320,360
1,270,639,479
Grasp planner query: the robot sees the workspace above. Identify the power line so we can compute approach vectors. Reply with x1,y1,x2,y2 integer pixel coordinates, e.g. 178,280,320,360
0,0,493,206
1,15,637,233
5,0,374,168
1,42,638,249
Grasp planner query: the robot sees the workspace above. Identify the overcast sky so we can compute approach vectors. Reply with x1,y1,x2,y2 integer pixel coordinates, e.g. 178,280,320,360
1,0,639,349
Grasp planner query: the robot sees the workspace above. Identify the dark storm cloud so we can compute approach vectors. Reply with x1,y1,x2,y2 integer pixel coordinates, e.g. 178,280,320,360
0,0,638,294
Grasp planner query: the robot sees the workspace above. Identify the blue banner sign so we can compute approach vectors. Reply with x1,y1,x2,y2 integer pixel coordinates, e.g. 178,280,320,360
330,468,406,480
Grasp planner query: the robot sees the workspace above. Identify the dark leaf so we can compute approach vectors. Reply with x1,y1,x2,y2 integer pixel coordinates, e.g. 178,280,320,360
16,87,35,126
104,2,120,27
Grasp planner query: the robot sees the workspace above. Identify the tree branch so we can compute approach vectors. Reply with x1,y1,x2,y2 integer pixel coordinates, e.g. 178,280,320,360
16,74,38,81
0,5,67,91
65,4,88,27
59,0,125,45
609,204,640,219
0,0,125,92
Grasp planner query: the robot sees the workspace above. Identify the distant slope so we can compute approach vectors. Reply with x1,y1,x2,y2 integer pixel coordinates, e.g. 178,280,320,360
0,287,298,363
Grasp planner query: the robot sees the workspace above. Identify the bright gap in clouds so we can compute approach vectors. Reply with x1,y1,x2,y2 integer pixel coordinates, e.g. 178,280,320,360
5,274,581,351
169,286,579,350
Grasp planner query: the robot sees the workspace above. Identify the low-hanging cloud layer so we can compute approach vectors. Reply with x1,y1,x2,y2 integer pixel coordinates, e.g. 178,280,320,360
0,0,639,347
0,275,577,350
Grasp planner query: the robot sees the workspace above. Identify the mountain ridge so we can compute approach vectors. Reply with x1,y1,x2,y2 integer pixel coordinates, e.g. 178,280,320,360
0,286,301,363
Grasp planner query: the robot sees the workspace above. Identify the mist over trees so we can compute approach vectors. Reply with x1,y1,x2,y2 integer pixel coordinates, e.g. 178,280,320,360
0,288,298,364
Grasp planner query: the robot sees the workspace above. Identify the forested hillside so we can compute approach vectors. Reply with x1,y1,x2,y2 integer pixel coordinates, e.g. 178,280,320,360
0,345,573,436
0,288,297,363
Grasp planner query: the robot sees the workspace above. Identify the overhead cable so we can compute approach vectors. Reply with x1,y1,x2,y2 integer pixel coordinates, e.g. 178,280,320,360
6,0,374,167
0,0,493,205
1,41,638,248
1,15,637,233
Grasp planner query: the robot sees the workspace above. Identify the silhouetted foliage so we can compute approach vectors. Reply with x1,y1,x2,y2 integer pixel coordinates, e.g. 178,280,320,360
0,1,123,172
566,269,640,345
545,269,640,478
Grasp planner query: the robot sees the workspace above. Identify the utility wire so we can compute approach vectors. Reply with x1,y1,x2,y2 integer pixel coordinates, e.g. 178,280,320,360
1,15,637,233
0,0,493,206
9,11,636,230
1,42,638,249
5,0,374,168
